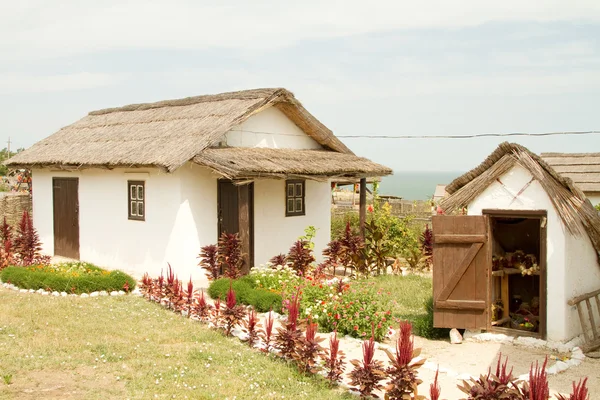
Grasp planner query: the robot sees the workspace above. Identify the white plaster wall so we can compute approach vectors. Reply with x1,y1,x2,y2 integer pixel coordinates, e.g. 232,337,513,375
253,179,331,266
225,107,323,149
31,164,217,288
586,193,600,206
467,164,569,341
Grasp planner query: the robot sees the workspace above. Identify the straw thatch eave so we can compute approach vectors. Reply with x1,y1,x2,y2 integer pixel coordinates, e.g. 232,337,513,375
6,88,353,172
192,147,392,181
442,142,600,262
541,152,600,193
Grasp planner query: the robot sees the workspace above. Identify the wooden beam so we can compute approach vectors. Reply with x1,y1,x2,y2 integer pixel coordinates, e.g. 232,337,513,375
434,234,486,244
238,185,251,275
568,288,600,306
359,178,366,239
435,300,486,310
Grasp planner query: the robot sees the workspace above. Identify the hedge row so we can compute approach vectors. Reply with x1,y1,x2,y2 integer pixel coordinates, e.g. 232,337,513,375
207,276,283,313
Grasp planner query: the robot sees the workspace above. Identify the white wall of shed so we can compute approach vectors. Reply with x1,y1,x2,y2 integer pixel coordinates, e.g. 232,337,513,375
467,164,576,342
225,106,323,149
253,179,331,266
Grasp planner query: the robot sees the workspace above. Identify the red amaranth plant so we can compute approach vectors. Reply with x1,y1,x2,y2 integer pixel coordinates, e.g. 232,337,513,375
269,253,287,267
323,330,346,386
260,308,275,353
185,277,195,314
194,290,212,321
348,328,386,398
211,297,222,328
199,244,220,281
274,292,302,359
557,378,589,400
322,239,343,274
459,354,522,400
286,240,315,276
430,368,441,400
218,232,243,279
523,357,549,400
340,221,365,276
13,211,48,266
243,308,260,348
383,321,424,399
0,217,14,269
221,282,246,336
293,318,325,374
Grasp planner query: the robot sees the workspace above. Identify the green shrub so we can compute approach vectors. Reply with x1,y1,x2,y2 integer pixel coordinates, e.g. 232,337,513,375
410,296,450,340
208,277,282,313
331,211,360,240
0,262,136,294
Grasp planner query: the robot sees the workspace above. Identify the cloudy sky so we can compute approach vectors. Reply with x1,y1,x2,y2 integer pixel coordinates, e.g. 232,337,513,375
2,1,600,171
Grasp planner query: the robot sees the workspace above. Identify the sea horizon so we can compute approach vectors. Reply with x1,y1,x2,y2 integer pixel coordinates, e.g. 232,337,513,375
377,170,465,201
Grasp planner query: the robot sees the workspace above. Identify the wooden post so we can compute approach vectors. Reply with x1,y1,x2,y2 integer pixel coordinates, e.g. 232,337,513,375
238,184,251,275
359,178,367,239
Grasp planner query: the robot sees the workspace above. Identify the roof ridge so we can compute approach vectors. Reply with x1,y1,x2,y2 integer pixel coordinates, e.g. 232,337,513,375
89,88,290,116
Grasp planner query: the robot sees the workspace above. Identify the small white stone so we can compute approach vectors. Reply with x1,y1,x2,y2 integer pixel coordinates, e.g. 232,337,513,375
52,291,60,297
554,361,569,373
450,328,463,344
110,291,119,296
99,291,108,296
37,289,44,294
566,358,582,367
90,292,99,297
80,293,89,298
546,365,558,375
571,347,585,360
41,291,49,296
29,289,35,293
60,292,68,297
11,285,19,291
118,290,125,296
20,289,28,293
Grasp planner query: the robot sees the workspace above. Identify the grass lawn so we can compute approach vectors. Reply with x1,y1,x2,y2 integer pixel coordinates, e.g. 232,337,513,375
367,274,432,322
0,288,351,400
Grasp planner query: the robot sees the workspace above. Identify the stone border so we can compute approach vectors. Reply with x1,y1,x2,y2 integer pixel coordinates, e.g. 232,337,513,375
1,281,143,298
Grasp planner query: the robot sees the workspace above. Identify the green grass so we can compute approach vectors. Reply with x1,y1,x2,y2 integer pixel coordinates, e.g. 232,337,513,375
364,274,450,339
0,287,350,400
1,262,136,294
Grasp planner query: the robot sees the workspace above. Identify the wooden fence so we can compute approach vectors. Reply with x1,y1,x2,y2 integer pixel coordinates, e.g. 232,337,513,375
0,193,32,228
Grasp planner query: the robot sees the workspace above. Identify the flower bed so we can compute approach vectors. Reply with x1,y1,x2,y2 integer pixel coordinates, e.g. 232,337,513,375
0,262,136,294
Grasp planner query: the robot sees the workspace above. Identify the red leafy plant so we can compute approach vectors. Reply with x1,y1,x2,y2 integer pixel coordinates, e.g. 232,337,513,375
184,277,195,315
199,244,219,281
556,378,589,400
293,317,325,374
348,327,386,398
383,321,425,399
221,282,246,336
269,253,287,267
286,240,315,276
430,368,441,400
323,330,346,386
322,239,343,274
274,292,303,359
218,232,243,279
242,307,260,348
521,357,549,400
458,353,523,400
260,309,275,353
211,297,222,328
194,291,212,321
0,217,14,269
13,211,50,267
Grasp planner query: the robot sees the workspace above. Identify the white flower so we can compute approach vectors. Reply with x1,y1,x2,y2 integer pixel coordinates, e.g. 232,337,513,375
313,315,319,319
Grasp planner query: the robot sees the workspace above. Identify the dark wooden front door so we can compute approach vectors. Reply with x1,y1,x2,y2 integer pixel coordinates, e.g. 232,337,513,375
52,178,80,259
217,180,254,273
432,215,489,330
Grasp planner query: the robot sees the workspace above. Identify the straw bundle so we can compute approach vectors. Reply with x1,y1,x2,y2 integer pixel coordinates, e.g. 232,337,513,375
541,152,600,193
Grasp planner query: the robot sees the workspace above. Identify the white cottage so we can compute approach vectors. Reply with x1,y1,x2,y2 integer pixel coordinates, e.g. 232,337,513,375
7,88,391,286
433,142,600,346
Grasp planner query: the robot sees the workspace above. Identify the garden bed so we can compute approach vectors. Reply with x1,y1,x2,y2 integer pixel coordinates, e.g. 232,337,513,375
0,262,136,294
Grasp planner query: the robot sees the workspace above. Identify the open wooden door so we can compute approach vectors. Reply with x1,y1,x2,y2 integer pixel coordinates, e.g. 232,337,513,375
432,215,489,329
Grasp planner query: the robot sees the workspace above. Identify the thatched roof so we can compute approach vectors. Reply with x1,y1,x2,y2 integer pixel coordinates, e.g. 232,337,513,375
541,152,600,193
442,142,600,260
193,147,392,181
6,88,359,173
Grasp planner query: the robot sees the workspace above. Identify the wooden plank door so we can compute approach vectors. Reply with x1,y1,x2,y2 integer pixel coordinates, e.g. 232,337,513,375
53,177,80,259
217,180,254,272
432,215,489,329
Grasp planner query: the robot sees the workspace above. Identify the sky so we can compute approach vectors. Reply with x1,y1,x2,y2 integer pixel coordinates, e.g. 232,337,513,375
1,0,600,172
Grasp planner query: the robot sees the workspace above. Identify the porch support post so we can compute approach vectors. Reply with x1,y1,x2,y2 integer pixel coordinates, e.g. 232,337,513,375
238,185,251,275
359,177,367,239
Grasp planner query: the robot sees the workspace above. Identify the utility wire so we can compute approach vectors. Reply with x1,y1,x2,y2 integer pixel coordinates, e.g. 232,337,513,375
336,130,600,139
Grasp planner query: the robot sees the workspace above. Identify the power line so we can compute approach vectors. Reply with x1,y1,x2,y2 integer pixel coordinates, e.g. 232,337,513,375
336,130,600,139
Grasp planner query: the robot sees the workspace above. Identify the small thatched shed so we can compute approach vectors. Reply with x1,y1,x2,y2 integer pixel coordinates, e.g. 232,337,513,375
7,88,391,286
432,142,600,347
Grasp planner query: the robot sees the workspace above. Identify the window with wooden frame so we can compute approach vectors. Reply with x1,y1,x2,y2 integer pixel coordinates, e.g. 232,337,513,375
285,180,305,217
128,181,145,221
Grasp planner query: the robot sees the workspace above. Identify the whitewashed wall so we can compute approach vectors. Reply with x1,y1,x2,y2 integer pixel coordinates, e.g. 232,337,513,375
586,193,600,206
225,107,323,149
253,179,331,266
32,163,217,288
466,164,600,342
